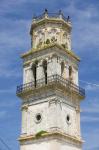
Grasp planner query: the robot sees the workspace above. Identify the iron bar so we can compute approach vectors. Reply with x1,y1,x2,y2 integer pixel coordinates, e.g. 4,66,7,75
16,74,85,97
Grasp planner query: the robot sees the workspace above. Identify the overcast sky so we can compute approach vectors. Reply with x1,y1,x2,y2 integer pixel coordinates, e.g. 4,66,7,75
0,0,99,150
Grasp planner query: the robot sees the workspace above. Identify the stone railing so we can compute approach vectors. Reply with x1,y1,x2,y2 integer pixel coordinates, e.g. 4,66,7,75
32,9,71,23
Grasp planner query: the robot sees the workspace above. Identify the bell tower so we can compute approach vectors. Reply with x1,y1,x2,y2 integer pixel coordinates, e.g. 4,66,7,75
17,9,85,150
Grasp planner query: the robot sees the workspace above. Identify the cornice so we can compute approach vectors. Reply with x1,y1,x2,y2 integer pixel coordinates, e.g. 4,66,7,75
21,43,80,62
30,18,72,34
19,131,83,146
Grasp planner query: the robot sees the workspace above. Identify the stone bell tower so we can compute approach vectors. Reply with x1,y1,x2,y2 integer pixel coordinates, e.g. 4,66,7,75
16,9,85,150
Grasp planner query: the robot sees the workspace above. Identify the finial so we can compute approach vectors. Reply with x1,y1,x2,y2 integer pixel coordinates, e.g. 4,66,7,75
59,10,63,19
32,13,36,19
67,16,70,21
44,9,48,14
59,10,62,15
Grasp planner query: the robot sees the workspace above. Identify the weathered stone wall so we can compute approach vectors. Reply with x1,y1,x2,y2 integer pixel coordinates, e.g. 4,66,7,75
32,23,71,50
21,95,81,138
20,139,81,150
23,49,79,85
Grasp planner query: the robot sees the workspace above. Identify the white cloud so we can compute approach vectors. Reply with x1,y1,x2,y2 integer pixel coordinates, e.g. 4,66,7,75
0,101,16,108
0,66,21,78
81,116,99,123
83,107,99,113
0,19,31,50
82,128,99,150
85,84,99,91
63,1,99,50
0,19,31,78
82,97,99,113
0,0,50,16
81,97,99,123
0,87,15,94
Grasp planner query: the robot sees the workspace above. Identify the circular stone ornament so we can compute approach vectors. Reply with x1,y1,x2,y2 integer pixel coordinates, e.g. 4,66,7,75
66,114,71,125
35,113,42,124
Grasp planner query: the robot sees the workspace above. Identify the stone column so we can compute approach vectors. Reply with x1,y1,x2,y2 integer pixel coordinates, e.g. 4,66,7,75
47,56,61,76
60,29,63,44
67,34,71,50
21,105,28,135
23,67,34,84
33,35,36,49
29,68,34,83
48,99,58,130
62,64,67,79
71,67,79,85
44,28,48,43
76,106,81,137
65,65,69,79
48,98,62,132
75,70,79,85
47,58,53,76
37,60,45,80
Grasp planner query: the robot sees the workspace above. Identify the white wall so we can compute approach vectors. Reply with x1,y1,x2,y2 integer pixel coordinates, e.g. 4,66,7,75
21,97,80,138
20,139,81,150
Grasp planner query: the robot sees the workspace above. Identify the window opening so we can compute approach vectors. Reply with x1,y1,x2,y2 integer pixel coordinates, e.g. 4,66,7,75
69,66,72,78
43,60,47,84
32,61,38,87
61,62,64,76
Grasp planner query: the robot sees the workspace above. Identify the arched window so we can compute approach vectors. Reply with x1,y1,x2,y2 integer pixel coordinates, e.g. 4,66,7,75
61,62,64,76
69,66,72,79
43,60,47,84
32,61,38,87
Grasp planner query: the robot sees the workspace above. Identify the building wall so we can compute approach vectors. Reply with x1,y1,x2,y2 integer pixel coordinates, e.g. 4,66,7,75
32,23,71,50
21,96,81,138
20,139,81,150
23,53,79,86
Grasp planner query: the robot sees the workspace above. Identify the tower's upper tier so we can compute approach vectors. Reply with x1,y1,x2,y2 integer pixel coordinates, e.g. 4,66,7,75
30,9,72,50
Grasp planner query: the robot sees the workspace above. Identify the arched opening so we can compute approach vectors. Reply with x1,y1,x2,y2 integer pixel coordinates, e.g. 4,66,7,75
69,66,72,80
32,61,38,87
61,62,64,77
43,60,47,84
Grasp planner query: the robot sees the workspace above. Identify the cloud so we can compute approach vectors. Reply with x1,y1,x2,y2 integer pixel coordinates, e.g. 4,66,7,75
0,100,17,108
82,97,99,113
81,97,99,123
0,19,31,50
0,110,7,119
85,84,99,91
0,0,55,17
0,87,15,94
0,66,21,78
0,1,99,150
83,107,99,114
0,19,31,79
82,128,99,150
81,116,99,123
63,1,99,51
88,147,99,150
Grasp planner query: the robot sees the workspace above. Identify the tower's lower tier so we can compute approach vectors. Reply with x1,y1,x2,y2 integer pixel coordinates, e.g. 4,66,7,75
19,132,82,150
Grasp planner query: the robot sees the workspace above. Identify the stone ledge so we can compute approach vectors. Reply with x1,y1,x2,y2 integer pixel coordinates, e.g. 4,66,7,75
21,43,80,62
19,131,83,146
17,79,85,100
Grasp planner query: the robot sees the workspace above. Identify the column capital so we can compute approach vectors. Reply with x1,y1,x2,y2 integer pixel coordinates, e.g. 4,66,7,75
21,105,28,111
